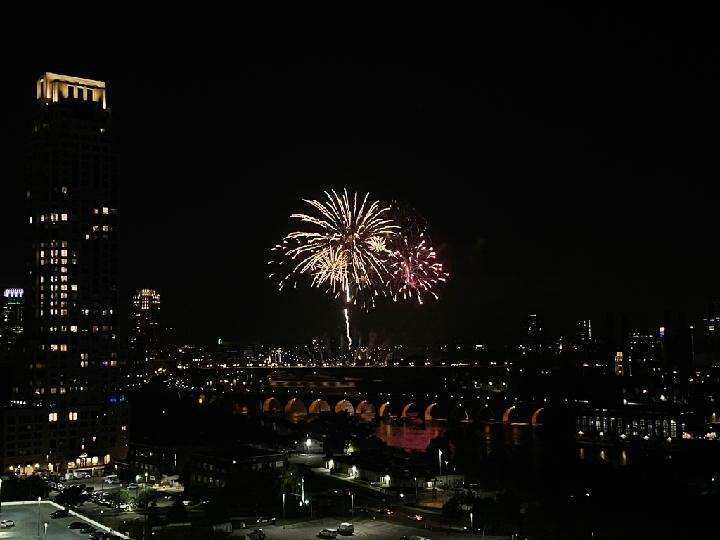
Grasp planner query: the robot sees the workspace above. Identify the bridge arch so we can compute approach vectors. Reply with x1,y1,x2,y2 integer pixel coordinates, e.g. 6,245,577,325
308,399,331,414
356,400,376,421
285,398,307,421
378,402,393,418
233,401,261,416
531,407,544,426
401,402,418,418
449,404,471,423
424,403,445,422
263,397,283,415
335,399,355,415
502,405,515,423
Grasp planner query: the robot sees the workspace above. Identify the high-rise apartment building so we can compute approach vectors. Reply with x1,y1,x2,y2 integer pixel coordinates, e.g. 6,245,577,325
1,288,24,351
0,73,127,476
129,288,162,371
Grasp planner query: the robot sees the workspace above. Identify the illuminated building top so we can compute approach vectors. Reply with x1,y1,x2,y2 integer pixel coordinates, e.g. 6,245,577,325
36,72,107,109
3,288,23,299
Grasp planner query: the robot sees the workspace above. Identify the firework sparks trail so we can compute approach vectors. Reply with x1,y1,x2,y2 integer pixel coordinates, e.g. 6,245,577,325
389,233,449,305
270,189,449,348
270,189,398,346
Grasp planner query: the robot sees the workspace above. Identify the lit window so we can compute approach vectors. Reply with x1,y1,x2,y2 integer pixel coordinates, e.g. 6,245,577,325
68,412,78,421
61,214,68,221
102,207,109,215
70,326,78,333
48,412,58,422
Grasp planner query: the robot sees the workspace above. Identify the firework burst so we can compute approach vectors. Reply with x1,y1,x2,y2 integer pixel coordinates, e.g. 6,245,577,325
270,189,449,348
390,233,449,305
270,189,398,347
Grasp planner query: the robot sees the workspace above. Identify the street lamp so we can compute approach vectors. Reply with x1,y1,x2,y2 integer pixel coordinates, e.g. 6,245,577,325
438,449,443,476
282,492,286,519
37,496,41,538
0,477,3,515
350,492,354,515
43,522,48,540
470,511,473,531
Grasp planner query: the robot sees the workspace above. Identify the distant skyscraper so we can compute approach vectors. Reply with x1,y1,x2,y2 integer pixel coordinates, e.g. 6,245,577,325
576,319,592,344
519,313,544,354
526,313,543,341
1,288,24,350
1,73,127,476
129,288,162,370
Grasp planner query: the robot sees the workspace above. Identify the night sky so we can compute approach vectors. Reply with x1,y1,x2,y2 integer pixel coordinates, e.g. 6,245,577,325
2,9,720,345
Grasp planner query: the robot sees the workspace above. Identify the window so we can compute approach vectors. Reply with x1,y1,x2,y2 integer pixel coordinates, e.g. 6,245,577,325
68,412,78,421
48,413,58,422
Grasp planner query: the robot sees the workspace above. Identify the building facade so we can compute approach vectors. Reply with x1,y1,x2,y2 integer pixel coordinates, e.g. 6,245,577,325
1,73,128,476
1,288,24,351
128,288,162,371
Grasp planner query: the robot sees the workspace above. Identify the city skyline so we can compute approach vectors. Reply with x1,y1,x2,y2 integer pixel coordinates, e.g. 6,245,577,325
2,12,720,538
2,12,720,347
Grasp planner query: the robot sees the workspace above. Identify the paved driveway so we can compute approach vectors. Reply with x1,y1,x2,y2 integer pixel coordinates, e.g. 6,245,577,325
262,518,507,539
0,502,101,540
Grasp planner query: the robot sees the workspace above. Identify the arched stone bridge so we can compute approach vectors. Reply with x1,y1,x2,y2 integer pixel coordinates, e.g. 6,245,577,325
228,393,545,426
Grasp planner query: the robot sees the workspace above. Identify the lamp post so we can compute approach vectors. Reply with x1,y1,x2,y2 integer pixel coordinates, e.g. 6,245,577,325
37,496,41,538
438,449,443,476
282,493,286,519
414,477,418,501
43,522,48,540
350,492,354,515
0,477,3,515
470,511,473,532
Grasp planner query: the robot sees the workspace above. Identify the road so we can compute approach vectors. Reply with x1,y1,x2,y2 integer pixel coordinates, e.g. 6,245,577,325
262,518,508,539
0,502,117,540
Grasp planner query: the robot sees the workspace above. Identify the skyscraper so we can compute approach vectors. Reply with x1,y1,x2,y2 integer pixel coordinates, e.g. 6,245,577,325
129,288,162,371
1,288,24,351
0,73,127,476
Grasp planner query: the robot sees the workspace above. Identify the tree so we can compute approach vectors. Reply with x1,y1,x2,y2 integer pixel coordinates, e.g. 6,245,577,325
106,489,133,506
133,488,157,511
167,498,188,523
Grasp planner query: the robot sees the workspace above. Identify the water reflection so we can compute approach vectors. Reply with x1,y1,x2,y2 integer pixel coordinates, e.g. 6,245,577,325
375,420,447,451
375,419,535,453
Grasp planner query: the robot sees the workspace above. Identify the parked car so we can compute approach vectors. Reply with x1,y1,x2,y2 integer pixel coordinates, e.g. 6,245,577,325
127,483,139,490
248,529,265,540
318,529,337,539
256,516,276,524
80,524,96,534
69,521,87,529
0,520,15,528
50,508,69,518
337,522,354,535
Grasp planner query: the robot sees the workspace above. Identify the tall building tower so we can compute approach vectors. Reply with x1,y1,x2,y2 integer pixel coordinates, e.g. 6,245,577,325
1,288,24,350
129,288,162,371
1,73,127,476
576,319,592,344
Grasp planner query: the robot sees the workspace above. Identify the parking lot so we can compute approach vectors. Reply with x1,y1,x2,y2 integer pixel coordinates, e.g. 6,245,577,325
262,518,507,539
0,502,120,540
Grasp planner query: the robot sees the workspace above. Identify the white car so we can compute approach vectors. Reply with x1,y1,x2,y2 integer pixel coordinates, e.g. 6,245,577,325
0,520,15,528
317,529,337,539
